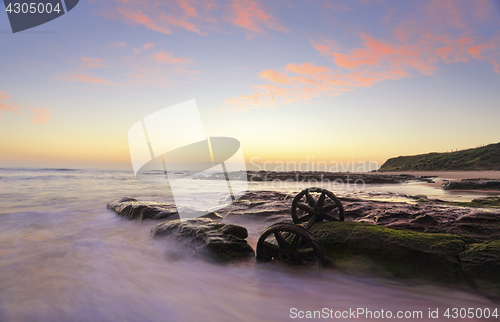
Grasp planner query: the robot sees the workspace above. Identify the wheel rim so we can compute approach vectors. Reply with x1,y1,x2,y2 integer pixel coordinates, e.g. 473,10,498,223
256,223,325,265
291,187,344,228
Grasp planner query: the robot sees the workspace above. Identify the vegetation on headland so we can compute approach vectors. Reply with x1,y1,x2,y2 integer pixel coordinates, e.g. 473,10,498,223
380,142,500,171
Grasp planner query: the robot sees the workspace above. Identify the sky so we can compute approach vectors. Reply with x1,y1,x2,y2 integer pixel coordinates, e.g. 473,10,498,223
0,0,499,170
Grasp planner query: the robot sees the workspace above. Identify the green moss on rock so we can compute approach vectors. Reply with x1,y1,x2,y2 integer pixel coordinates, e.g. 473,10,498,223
460,240,500,294
309,221,475,283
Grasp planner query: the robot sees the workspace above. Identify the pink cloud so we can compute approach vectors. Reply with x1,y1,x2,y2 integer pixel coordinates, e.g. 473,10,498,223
151,51,192,64
285,63,330,75
0,90,51,124
227,0,287,34
225,1,500,111
225,62,355,110
29,107,51,124
100,0,285,38
102,0,212,36
55,74,114,85
421,0,467,30
259,70,292,84
472,0,493,20
0,90,22,118
133,42,155,54
60,45,198,88
177,0,198,17
116,8,173,34
113,41,127,47
80,56,106,69
162,14,203,35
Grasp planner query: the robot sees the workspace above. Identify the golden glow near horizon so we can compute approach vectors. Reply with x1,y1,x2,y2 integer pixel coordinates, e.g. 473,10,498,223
1,1,499,170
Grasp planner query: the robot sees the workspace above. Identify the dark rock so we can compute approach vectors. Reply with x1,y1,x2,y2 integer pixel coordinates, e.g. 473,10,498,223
410,214,438,225
442,180,500,191
201,171,417,184
308,220,500,296
309,221,475,283
222,191,293,221
151,218,254,262
456,211,500,224
459,240,500,296
200,212,223,221
107,198,179,221
107,193,500,241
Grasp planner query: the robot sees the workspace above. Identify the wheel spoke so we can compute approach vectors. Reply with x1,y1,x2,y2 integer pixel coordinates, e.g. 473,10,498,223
305,191,316,207
324,203,338,212
264,242,280,257
297,213,313,223
289,235,301,252
274,231,288,249
305,213,318,230
317,192,326,207
296,202,311,212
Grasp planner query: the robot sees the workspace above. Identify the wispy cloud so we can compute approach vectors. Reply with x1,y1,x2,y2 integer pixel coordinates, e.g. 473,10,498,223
133,42,156,54
80,56,107,69
111,40,127,47
225,62,352,111
29,107,52,124
227,0,288,34
58,42,199,88
151,51,192,64
0,90,51,124
97,0,287,38
0,90,22,119
55,73,114,85
225,0,500,111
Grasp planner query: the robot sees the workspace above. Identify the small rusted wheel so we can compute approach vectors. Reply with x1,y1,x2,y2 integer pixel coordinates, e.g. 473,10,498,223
256,223,325,265
291,187,344,229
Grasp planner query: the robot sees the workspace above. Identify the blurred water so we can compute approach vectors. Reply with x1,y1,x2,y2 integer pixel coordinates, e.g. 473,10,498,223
0,168,497,321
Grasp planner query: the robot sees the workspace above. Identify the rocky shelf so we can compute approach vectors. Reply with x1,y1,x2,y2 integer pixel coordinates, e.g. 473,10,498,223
198,170,426,184
107,190,500,299
442,179,500,191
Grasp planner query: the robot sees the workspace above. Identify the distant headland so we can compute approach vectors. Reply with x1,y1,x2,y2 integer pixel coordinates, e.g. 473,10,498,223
380,142,500,171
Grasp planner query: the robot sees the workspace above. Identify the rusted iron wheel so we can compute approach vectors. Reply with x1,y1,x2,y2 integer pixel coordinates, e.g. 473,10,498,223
291,187,344,229
256,223,325,265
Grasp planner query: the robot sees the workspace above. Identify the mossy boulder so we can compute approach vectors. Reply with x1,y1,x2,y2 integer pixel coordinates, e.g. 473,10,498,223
151,218,255,262
309,221,475,283
460,240,500,295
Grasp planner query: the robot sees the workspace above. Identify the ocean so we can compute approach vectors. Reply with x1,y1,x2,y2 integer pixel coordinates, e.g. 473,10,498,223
0,167,496,321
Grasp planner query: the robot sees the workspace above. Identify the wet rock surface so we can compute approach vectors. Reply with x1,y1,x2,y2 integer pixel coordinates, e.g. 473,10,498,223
309,221,500,297
108,192,500,241
151,218,255,262
310,221,474,282
202,170,418,184
107,197,179,221
108,190,500,295
443,179,500,191
459,240,500,294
